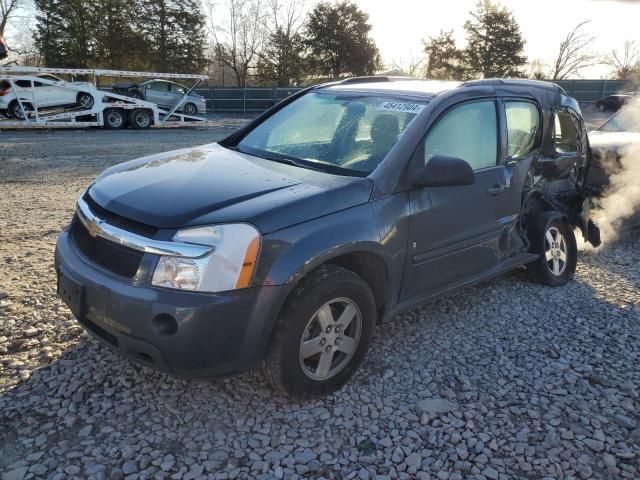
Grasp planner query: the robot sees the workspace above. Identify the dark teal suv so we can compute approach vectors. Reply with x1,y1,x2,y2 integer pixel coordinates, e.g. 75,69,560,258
55,77,600,397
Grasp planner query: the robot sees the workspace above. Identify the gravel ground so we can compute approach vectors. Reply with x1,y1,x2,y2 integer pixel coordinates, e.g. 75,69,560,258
1,110,639,480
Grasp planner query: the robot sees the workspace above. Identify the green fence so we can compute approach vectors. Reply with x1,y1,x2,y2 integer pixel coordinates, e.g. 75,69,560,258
194,87,303,113
553,79,632,102
194,80,634,113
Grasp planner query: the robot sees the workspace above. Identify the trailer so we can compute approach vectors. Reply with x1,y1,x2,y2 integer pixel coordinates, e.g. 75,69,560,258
0,66,209,129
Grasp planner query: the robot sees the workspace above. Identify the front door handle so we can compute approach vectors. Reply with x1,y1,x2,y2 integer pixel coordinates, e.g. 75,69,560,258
487,184,507,195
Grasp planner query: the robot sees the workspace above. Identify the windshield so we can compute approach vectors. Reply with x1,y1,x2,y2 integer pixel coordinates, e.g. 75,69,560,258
597,107,640,133
236,91,427,175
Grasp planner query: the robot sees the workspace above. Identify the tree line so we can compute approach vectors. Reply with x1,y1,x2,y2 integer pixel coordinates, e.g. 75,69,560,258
2,0,639,84
33,0,207,72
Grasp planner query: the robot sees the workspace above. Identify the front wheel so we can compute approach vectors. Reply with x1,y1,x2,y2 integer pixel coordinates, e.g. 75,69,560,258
183,102,197,116
265,265,376,398
526,213,577,287
8,100,32,120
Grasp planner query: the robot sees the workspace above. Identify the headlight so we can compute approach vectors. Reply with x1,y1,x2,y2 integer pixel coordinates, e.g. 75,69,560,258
152,224,260,293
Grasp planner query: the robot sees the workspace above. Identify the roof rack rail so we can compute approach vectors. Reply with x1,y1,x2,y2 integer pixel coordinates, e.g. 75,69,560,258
339,76,392,85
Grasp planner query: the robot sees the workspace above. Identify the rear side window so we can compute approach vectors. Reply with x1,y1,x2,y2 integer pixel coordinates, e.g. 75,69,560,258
505,102,540,158
424,100,497,170
147,82,168,92
554,111,578,154
15,80,44,87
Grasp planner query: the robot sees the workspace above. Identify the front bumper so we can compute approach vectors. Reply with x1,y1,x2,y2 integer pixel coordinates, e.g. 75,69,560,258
55,228,288,378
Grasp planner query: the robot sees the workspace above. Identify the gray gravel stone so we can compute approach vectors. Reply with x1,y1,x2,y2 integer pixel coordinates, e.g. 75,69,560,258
0,134,638,480
416,399,458,415
482,467,499,480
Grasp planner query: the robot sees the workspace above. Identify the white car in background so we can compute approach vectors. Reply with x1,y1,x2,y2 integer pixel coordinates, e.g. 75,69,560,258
0,74,95,119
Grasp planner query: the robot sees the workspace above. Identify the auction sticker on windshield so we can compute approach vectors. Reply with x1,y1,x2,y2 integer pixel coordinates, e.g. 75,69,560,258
377,102,425,114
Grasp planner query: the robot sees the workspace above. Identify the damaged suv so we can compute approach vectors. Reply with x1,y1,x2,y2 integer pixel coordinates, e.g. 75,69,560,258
55,78,600,397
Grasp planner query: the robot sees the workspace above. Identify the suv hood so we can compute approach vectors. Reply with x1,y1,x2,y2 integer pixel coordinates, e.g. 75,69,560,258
88,143,373,234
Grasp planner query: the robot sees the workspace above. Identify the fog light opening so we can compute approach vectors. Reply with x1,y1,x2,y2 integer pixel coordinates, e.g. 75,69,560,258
152,313,178,337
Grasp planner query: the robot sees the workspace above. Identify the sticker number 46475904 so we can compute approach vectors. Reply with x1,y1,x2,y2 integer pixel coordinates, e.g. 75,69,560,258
377,102,425,114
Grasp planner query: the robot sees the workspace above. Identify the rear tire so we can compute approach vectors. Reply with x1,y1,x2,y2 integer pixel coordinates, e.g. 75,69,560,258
128,108,152,129
76,92,94,110
265,265,376,398
103,108,125,129
526,212,577,287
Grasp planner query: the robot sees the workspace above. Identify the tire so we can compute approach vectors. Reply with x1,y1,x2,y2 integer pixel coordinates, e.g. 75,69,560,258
76,92,94,110
526,212,577,287
128,108,152,129
265,264,376,398
183,102,197,116
103,108,125,129
8,100,32,120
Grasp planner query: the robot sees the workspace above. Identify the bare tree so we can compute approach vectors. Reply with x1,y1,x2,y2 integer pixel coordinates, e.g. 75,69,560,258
528,59,548,80
604,40,640,80
265,0,306,36
551,21,595,80
206,0,266,86
0,0,20,37
391,55,425,78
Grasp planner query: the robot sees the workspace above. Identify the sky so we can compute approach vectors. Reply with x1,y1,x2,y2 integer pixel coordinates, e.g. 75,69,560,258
5,0,640,78
348,0,640,78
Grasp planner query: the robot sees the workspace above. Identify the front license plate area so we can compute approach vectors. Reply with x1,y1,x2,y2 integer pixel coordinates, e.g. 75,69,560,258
57,269,85,318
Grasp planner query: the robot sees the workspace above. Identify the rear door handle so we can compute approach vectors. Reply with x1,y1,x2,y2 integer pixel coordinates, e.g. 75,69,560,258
487,184,507,195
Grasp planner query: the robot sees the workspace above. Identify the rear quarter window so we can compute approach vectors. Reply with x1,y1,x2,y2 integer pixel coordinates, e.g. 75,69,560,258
505,102,540,158
554,111,579,154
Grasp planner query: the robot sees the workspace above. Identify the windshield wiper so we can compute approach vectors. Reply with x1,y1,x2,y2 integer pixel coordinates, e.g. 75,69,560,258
257,151,326,172
228,144,367,177
234,145,330,173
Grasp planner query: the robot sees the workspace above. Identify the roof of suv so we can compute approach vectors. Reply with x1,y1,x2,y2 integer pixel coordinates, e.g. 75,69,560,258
322,76,567,99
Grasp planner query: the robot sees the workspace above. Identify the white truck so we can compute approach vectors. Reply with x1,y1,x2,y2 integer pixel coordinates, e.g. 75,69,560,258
0,66,208,129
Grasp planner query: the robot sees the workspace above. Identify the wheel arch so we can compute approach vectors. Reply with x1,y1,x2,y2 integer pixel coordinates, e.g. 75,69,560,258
323,251,388,319
265,245,392,332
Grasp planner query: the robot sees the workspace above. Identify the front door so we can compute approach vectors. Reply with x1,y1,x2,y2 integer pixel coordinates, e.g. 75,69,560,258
400,98,536,301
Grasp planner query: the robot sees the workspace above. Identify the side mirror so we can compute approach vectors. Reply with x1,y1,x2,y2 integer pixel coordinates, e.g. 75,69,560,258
411,155,474,187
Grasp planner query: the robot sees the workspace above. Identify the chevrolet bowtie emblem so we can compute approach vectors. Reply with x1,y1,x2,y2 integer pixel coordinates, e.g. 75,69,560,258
86,217,103,237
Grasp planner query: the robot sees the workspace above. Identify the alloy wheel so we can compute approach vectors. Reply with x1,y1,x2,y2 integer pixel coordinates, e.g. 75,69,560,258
298,297,362,381
545,226,567,276
79,94,93,109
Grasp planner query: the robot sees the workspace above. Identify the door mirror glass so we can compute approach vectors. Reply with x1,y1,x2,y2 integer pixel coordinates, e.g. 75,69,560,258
411,155,474,187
